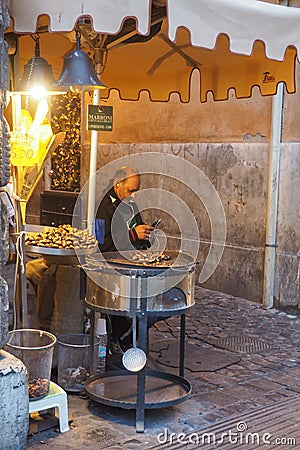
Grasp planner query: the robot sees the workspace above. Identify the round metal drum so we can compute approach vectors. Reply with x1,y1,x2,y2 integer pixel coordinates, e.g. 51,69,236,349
84,250,196,314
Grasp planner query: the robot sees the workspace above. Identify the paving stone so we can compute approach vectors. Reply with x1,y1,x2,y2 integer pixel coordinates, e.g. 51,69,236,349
220,385,264,401
217,402,253,416
284,365,300,377
264,392,292,402
244,396,277,408
171,398,204,415
267,372,300,386
190,380,218,395
264,354,294,363
276,388,300,397
238,360,268,371
244,377,285,392
181,416,212,430
195,390,239,407
286,386,300,394
200,412,226,423
192,372,234,388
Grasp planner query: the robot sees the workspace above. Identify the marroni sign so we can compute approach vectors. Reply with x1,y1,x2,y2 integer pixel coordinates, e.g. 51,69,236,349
87,105,113,131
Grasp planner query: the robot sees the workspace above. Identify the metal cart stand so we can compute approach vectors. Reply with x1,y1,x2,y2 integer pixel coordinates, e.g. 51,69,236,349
84,251,195,433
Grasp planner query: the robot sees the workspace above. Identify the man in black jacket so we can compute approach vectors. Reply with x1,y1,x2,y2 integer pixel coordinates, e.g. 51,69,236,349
95,166,154,355
96,166,153,252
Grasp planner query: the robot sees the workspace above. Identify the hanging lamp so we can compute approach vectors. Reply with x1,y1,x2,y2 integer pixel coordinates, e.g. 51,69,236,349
16,34,64,98
54,29,106,93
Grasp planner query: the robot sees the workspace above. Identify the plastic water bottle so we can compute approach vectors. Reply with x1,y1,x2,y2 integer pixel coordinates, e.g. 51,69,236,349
95,318,107,373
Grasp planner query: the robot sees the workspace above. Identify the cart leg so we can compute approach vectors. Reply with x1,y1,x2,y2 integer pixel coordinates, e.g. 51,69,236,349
179,314,186,377
136,369,146,433
136,313,147,432
89,309,96,375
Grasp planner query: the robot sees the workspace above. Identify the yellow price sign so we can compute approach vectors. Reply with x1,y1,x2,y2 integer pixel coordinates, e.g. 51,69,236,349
10,104,52,167
10,131,41,166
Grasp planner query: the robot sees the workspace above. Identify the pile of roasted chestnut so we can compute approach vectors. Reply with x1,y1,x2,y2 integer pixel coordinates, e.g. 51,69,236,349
25,224,97,250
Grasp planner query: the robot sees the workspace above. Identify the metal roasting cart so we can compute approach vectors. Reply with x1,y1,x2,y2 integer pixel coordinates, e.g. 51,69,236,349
84,250,196,432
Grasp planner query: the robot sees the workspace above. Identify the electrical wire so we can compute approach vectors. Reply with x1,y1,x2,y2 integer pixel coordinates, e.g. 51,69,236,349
9,231,27,338
15,231,26,274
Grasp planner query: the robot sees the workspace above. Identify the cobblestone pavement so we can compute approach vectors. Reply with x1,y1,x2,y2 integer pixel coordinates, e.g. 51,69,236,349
24,286,300,449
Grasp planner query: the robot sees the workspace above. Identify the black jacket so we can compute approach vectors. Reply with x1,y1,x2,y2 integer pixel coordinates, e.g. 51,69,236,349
95,185,149,252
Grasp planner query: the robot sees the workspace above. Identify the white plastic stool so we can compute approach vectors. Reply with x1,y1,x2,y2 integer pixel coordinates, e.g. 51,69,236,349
29,381,70,433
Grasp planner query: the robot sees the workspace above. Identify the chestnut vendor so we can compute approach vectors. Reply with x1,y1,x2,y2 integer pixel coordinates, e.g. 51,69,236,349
95,166,154,353
95,166,153,252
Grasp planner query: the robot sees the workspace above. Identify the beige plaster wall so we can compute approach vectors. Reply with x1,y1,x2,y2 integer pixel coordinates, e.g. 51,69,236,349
84,75,272,145
83,62,300,145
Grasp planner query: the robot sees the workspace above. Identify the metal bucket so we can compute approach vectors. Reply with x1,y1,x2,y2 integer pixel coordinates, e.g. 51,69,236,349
5,329,56,400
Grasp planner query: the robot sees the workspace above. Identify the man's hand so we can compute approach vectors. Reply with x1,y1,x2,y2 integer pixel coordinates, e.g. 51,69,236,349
134,224,154,240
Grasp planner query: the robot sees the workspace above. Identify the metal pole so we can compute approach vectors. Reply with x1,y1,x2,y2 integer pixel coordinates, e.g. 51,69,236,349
262,82,284,308
87,49,103,234
136,277,147,433
179,314,186,377
263,0,288,308
87,88,100,234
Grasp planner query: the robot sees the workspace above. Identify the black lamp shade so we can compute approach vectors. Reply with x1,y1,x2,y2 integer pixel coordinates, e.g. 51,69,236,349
54,49,106,92
18,56,56,91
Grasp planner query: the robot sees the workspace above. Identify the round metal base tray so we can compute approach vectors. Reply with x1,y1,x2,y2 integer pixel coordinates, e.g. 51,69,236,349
26,244,97,266
85,369,191,409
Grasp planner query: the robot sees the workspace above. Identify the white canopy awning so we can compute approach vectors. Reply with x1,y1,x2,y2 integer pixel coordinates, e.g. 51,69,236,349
169,0,300,61
10,0,300,60
10,0,151,34
9,0,300,102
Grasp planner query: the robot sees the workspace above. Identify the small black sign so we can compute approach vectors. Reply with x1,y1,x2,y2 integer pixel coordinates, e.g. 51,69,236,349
87,105,113,131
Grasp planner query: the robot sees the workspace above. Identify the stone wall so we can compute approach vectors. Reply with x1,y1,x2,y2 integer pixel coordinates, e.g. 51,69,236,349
0,0,10,349
0,4,29,450
275,143,300,307
0,350,28,450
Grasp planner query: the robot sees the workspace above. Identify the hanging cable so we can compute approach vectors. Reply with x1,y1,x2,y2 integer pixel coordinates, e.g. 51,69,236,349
15,230,26,274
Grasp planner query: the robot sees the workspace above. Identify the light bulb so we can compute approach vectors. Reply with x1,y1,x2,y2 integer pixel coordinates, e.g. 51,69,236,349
29,85,48,99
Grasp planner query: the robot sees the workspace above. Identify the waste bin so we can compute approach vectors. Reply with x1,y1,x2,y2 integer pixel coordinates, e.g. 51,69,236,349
57,333,99,392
